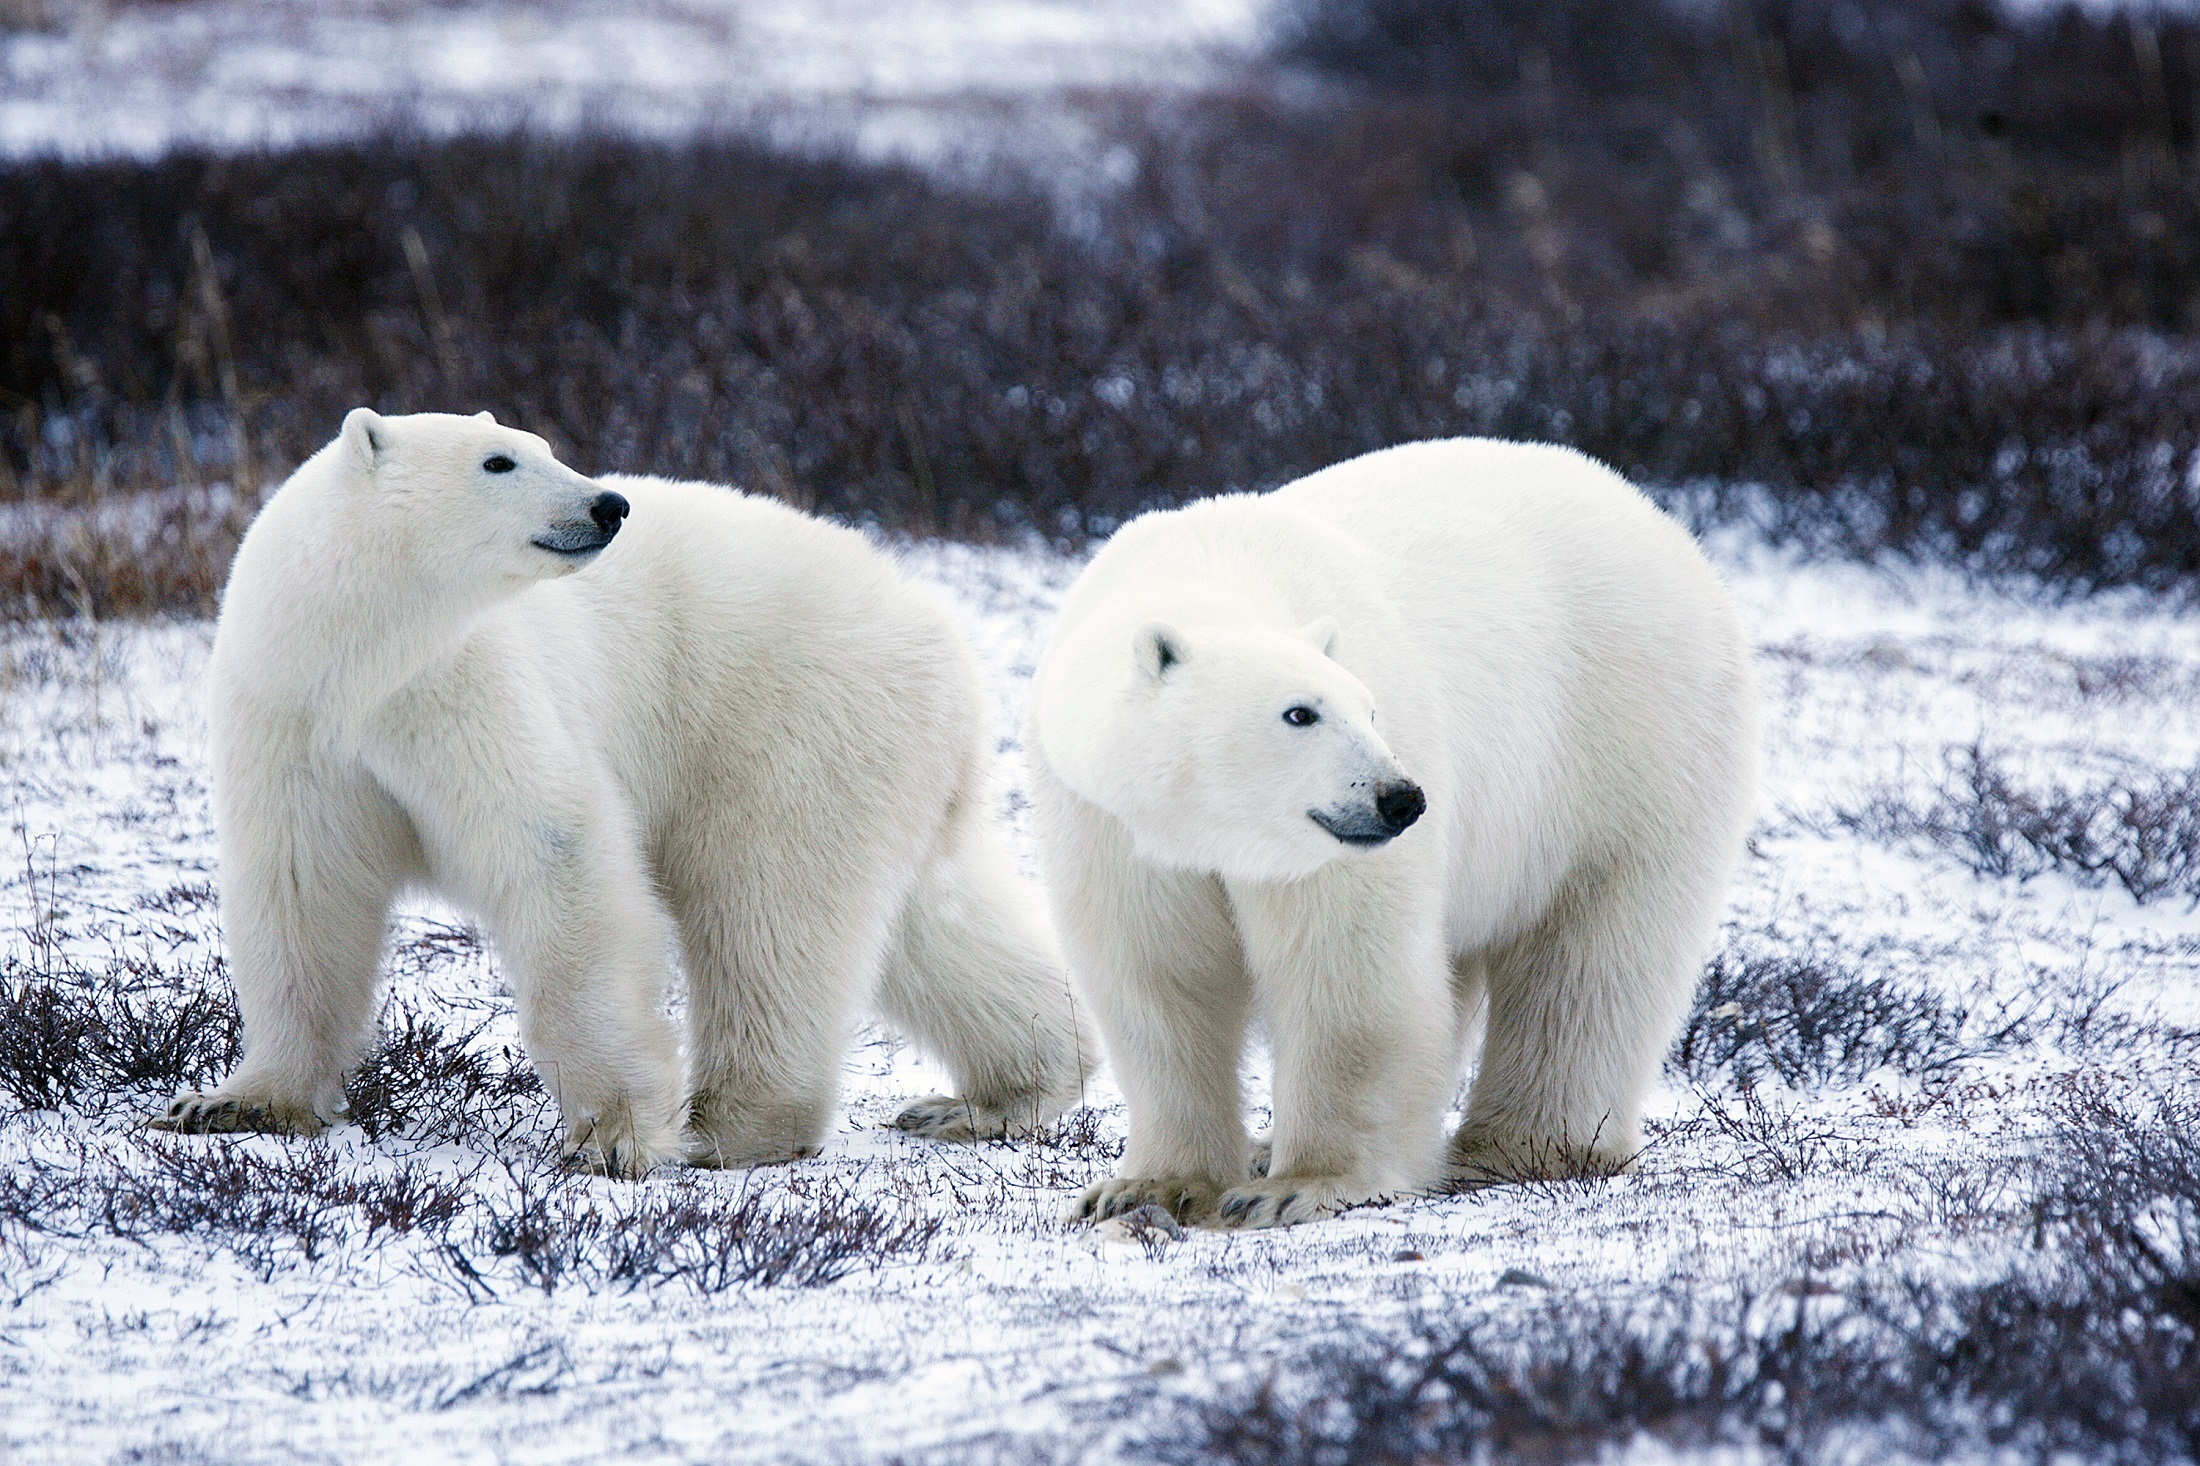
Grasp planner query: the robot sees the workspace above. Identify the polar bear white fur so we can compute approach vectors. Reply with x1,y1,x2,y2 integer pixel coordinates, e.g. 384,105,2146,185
1030,438,1757,1227
157,409,1089,1174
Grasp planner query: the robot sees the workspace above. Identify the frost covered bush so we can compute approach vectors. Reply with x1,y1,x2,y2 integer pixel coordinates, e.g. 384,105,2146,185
1670,935,1974,1090
443,1169,943,1298
8,0,2200,612
1840,744,2200,905
342,1001,548,1146
0,1133,934,1295
1143,1085,2200,1465
0,1134,465,1280
0,956,239,1112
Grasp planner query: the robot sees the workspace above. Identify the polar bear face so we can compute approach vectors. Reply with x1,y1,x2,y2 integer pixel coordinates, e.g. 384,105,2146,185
1054,618,1426,883
339,408,628,589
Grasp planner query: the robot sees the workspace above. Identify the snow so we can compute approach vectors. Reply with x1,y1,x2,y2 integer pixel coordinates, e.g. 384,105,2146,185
0,0,1264,164
0,0,2161,167
3,535,2197,1462
4,1,2194,1454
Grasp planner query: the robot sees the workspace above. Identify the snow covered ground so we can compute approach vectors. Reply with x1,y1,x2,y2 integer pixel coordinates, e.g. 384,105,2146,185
0,0,2153,166
2,534,2196,1462
5,2,2195,1456
0,0,1262,165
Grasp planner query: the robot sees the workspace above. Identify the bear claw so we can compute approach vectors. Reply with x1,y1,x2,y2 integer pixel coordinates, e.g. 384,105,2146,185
890,1093,1038,1143
147,1092,322,1137
1212,1177,1352,1229
1074,1176,1223,1226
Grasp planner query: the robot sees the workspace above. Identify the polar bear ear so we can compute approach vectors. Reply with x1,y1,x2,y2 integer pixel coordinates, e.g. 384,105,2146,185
1296,615,1341,658
473,410,495,423
1136,621,1186,681
341,408,387,473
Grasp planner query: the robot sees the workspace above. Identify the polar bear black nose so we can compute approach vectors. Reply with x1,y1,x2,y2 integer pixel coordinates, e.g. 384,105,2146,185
1375,781,1426,835
590,492,630,536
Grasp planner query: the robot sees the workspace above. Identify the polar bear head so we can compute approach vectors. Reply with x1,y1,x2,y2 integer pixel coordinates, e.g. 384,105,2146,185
334,408,627,588
1041,616,1426,883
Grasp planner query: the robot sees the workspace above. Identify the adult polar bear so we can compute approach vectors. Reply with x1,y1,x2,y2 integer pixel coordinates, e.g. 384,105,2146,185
157,409,1088,1174
1032,438,1756,1228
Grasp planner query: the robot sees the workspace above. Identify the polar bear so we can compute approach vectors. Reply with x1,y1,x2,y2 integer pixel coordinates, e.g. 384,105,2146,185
1030,438,1757,1227
155,409,1090,1174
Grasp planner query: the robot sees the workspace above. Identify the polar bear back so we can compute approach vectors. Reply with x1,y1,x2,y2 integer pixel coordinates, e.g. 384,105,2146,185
490,475,983,853
1039,437,1754,959
1271,437,1750,779
1281,440,1753,938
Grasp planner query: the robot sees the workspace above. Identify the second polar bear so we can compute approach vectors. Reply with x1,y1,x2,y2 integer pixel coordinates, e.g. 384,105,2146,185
158,409,1089,1173
1031,438,1756,1227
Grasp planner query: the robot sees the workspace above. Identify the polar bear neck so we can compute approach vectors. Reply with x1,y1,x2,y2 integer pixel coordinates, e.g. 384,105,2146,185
213,451,525,724
1033,574,1289,816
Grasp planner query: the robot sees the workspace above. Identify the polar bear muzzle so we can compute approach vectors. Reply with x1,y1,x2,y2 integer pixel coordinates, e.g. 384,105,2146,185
1310,778,1425,846
533,490,631,556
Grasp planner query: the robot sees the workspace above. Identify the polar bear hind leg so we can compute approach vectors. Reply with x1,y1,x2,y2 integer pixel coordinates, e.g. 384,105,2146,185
1449,861,1710,1184
663,810,910,1169
879,790,1093,1142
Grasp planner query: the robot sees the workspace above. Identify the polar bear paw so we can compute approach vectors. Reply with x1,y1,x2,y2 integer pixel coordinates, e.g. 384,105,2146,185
148,1091,325,1137
560,1104,686,1179
683,1133,820,1170
1446,1132,1634,1190
1214,1176,1354,1229
1073,1175,1224,1226
681,1090,826,1171
890,1092,1053,1143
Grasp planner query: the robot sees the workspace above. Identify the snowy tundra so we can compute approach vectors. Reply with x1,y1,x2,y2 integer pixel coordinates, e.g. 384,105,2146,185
1033,440,1758,1227
154,409,1088,1173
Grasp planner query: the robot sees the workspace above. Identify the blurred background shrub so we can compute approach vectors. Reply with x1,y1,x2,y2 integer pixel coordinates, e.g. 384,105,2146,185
5,0,2199,613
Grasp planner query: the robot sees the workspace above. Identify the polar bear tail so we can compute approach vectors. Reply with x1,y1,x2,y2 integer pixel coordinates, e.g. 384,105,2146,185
876,781,1095,1143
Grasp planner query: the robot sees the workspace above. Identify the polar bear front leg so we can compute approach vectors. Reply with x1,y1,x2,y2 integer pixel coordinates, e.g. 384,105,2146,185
499,868,686,1177
367,724,685,1178
1070,907,1249,1221
487,831,686,1179
1223,865,1455,1228
155,766,413,1138
1038,790,1254,1225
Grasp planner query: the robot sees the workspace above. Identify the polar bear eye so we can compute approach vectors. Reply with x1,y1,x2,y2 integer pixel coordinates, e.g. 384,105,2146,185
1283,705,1319,727
482,454,517,474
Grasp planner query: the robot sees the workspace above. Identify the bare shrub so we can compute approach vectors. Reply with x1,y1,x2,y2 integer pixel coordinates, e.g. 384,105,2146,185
6,1129,934,1294
342,1001,546,1146
1272,0,2200,333
6,1134,468,1280
441,1167,943,1297
1670,935,1975,1090
0,486,253,620
9,0,2200,613
1139,1288,1878,1465
1141,1086,2200,1464
0,957,240,1113
1877,1084,2200,1461
1839,744,2200,904
1690,1087,1864,1186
